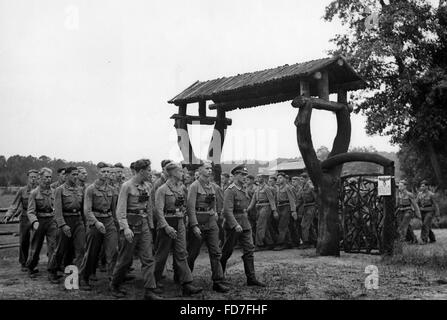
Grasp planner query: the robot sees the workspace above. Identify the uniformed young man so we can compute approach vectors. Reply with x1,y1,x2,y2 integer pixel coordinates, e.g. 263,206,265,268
221,173,231,191
220,164,265,287
273,172,297,251
154,162,203,296
289,176,303,247
186,161,229,293
296,173,318,249
50,168,66,191
396,179,421,242
247,174,276,251
48,167,86,284
78,162,118,290
26,168,57,278
109,159,160,300
2,169,38,271
417,180,439,244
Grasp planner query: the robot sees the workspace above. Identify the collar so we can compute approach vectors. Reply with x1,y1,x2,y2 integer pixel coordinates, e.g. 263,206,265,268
64,182,78,190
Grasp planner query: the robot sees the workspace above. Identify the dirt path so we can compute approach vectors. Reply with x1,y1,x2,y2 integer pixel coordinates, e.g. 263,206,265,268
1,229,447,300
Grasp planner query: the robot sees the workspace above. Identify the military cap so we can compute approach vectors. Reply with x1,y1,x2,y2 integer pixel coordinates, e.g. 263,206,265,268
277,172,286,178
97,162,109,169
114,163,124,169
291,176,300,180
57,167,66,174
39,167,52,175
269,175,277,181
221,173,230,178
420,180,429,186
300,172,309,178
130,162,136,170
161,159,173,169
231,164,248,176
65,166,79,174
77,166,86,171
27,169,39,175
134,159,151,172
165,162,181,172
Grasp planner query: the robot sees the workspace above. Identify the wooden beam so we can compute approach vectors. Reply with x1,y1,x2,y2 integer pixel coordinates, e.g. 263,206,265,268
209,92,298,110
291,96,352,112
170,114,232,126
300,80,310,97
198,100,207,117
178,104,187,116
317,71,329,100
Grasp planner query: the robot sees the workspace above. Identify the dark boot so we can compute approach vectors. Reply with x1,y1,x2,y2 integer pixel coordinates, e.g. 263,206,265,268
182,283,203,296
109,283,126,298
247,278,266,287
144,289,163,300
213,282,230,293
243,257,265,287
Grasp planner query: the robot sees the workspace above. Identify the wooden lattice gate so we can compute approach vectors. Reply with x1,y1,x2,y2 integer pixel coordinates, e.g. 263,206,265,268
339,174,390,254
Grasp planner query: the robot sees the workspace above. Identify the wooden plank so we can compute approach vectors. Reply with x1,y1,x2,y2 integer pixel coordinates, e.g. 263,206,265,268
317,71,329,100
291,96,350,112
300,80,310,97
198,101,207,117
170,114,232,126
209,92,298,111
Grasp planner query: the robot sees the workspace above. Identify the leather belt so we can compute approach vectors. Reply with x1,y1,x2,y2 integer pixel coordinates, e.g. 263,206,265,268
256,201,270,205
63,209,81,216
165,209,184,218
128,209,147,215
398,206,412,211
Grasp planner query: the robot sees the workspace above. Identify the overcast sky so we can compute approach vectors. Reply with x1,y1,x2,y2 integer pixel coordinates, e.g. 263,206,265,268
0,0,400,171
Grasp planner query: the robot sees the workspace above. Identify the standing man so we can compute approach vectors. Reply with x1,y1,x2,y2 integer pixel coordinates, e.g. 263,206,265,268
221,173,231,191
110,159,160,299
50,168,66,191
296,173,318,249
289,176,303,247
186,161,229,293
154,162,203,296
417,180,439,244
245,175,257,244
396,179,421,242
26,168,57,278
274,173,296,251
2,169,39,271
247,174,276,251
48,167,86,284
220,165,265,287
79,162,118,290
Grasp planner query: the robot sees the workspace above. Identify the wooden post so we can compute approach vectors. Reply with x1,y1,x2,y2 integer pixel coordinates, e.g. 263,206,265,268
382,164,397,256
208,108,228,185
318,71,329,101
300,80,310,97
199,100,206,118
173,103,199,165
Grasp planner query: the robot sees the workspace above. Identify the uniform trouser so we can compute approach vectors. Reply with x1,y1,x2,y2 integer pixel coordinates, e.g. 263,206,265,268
218,217,225,246
397,209,413,242
255,205,274,247
276,205,291,245
26,217,57,271
288,209,302,247
301,205,317,244
80,217,118,280
187,220,224,283
406,224,418,243
48,216,86,273
19,214,32,267
111,219,156,289
248,208,257,244
221,228,256,281
421,210,434,243
154,218,193,285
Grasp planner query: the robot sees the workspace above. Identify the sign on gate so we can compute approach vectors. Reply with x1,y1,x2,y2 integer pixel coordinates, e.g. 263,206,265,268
377,176,392,196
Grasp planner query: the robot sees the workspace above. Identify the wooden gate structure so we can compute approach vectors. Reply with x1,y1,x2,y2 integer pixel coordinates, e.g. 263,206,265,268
168,55,397,256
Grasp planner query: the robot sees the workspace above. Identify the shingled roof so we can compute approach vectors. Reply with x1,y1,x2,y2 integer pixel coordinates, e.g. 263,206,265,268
168,55,366,108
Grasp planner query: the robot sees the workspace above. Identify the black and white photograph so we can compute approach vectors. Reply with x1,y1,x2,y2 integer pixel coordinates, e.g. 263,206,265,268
1,0,447,309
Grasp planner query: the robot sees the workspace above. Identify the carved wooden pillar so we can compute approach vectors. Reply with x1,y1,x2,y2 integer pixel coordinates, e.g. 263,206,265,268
173,103,198,167
208,108,228,185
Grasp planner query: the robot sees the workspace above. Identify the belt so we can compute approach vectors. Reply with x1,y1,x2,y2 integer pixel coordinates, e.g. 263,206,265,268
398,206,412,211
128,209,147,215
196,207,214,215
93,211,112,218
304,202,316,207
278,201,290,206
37,209,53,214
165,209,184,218
63,209,81,216
256,201,270,205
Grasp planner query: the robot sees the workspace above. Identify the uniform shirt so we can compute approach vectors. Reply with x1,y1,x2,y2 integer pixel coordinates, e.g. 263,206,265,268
223,182,251,230
187,178,217,227
417,190,436,211
27,186,54,225
116,178,154,230
397,190,415,209
277,184,297,210
7,184,33,218
247,183,276,211
54,183,84,227
222,182,230,191
154,180,187,229
151,174,167,209
84,179,114,226
296,181,316,208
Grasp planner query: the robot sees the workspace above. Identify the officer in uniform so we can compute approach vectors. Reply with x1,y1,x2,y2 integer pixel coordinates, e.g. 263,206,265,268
2,169,38,271
78,162,118,290
247,174,276,250
220,164,265,287
297,173,317,248
109,159,160,299
396,179,421,242
47,167,85,283
417,180,439,244
50,168,66,191
26,168,57,278
153,162,202,296
186,161,229,293
273,172,296,251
